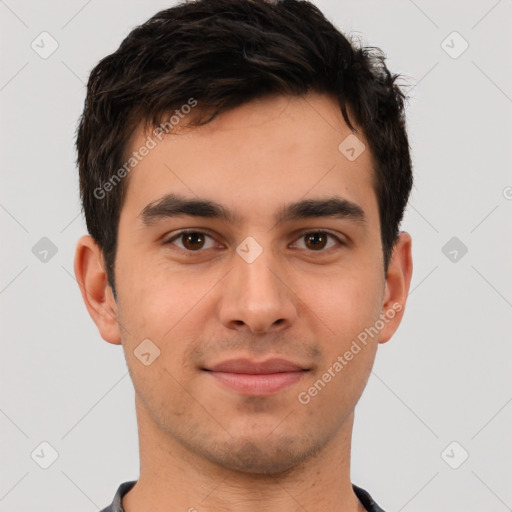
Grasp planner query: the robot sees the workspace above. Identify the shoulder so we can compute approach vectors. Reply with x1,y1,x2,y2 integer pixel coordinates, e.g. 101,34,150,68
352,484,387,512
99,480,138,512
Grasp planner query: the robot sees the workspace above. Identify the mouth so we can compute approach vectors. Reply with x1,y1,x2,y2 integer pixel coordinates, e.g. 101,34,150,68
202,358,310,396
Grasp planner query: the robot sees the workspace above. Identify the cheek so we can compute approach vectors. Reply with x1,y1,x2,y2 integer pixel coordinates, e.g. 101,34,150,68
311,267,384,339
117,255,214,336
303,266,383,399
116,258,223,394
116,268,204,424
296,329,377,438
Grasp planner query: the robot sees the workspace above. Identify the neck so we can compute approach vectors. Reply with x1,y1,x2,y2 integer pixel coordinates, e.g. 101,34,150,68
123,396,365,512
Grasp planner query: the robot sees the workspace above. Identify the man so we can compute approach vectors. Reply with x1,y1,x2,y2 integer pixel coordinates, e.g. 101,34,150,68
74,0,413,510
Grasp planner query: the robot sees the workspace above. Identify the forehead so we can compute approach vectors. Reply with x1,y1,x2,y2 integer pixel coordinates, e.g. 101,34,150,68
120,92,378,226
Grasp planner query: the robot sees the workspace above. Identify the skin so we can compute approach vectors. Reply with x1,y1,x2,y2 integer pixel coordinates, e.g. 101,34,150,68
74,92,412,512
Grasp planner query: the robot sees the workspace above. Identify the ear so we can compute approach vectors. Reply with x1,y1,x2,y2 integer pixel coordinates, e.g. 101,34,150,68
378,231,413,344
73,235,122,345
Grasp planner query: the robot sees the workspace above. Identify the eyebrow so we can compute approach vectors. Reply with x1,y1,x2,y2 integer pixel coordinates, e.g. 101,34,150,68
139,192,366,227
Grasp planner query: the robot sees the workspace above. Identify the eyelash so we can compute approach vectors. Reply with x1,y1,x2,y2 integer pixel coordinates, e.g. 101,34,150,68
164,229,345,253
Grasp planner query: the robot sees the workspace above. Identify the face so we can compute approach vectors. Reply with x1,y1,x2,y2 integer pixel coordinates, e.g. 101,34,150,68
76,92,411,476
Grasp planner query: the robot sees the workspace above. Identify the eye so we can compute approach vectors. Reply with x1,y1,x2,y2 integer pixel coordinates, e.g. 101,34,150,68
291,231,344,251
165,230,218,251
164,229,345,253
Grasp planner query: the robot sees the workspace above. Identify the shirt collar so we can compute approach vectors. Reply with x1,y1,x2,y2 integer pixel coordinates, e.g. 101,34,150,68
104,480,386,512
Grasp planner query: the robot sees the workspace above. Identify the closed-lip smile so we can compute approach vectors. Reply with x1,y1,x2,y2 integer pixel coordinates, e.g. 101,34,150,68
203,358,309,395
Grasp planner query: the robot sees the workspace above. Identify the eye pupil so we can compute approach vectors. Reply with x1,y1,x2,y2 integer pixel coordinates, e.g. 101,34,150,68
170,231,337,253
305,232,327,250
183,232,204,250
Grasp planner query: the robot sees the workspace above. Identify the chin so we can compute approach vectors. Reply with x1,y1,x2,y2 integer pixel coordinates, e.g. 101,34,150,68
198,435,325,476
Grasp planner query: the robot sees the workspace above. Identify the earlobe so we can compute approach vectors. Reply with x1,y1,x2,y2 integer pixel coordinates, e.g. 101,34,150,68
378,232,413,344
73,235,122,345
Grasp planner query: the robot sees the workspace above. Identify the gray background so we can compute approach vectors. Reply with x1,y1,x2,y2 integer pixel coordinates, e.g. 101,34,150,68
1,0,511,510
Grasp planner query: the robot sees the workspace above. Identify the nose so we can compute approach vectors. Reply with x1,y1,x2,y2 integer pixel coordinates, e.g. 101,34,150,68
218,246,298,335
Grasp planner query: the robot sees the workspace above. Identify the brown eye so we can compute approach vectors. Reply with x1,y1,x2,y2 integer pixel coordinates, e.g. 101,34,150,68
304,232,328,250
181,232,205,250
293,231,342,251
166,231,216,251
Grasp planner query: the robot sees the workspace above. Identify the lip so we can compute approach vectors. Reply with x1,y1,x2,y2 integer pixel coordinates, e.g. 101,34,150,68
207,358,306,374
203,358,309,396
